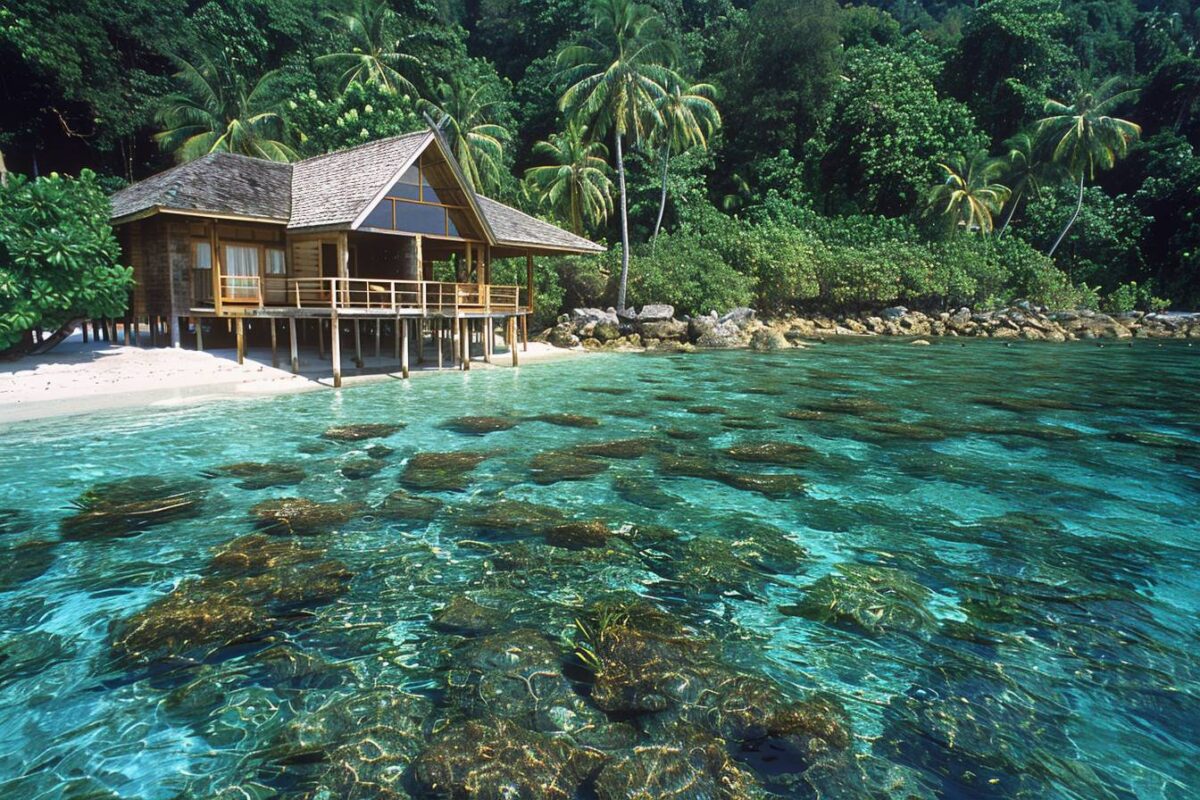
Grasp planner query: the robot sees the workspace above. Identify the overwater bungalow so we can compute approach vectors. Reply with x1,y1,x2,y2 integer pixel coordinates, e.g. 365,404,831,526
108,126,604,384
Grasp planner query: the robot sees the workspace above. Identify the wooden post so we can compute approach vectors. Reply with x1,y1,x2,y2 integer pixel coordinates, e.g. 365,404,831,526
394,318,401,361
484,317,493,364
511,317,519,367
526,253,535,314
289,317,299,373
374,319,381,359
521,315,529,352
416,320,425,363
436,319,443,369
210,221,222,316
461,318,470,371
195,317,204,351
353,319,362,367
169,314,181,348
81,321,89,344
331,312,342,387
270,318,279,368
235,317,245,365
401,319,410,378
318,319,325,359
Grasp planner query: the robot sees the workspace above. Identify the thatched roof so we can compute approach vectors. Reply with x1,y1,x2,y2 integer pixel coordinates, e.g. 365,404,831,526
109,152,292,223
476,195,606,253
288,131,431,230
109,129,604,254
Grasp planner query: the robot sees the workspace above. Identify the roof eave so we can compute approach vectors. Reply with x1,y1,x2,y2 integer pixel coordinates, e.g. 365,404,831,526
111,206,289,226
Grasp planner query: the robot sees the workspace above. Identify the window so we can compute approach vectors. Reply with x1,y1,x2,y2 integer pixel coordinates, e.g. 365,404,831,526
266,248,286,275
223,244,259,299
193,241,212,270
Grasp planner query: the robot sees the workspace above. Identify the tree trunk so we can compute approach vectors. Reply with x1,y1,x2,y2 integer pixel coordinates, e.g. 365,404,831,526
651,143,670,250
997,186,1023,238
1048,174,1085,257
615,131,631,314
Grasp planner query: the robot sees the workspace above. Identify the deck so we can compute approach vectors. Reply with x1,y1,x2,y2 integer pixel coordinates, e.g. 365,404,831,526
191,277,528,319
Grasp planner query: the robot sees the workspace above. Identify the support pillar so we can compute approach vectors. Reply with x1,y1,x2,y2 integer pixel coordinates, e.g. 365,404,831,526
289,317,299,373
374,319,381,359
270,318,279,368
394,318,401,362
417,321,425,363
436,319,443,369
401,319,410,379
484,317,493,364
521,315,529,352
331,313,342,387
170,314,181,348
511,317,519,367
353,319,362,367
460,318,470,371
318,319,325,359
81,321,89,344
195,318,204,352
235,317,245,365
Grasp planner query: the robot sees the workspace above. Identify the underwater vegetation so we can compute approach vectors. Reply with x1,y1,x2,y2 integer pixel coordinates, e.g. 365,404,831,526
60,475,207,539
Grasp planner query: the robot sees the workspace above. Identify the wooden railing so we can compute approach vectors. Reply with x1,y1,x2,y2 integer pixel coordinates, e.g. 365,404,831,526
220,274,262,306
287,277,523,315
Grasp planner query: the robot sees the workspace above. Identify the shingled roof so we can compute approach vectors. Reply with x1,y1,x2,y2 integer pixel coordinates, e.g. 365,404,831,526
288,131,431,230
109,152,292,223
109,129,604,254
475,195,606,253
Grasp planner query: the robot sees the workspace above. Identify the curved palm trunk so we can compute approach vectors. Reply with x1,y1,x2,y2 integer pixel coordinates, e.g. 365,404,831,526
651,143,670,250
615,132,631,314
997,186,1023,238
1048,174,1085,258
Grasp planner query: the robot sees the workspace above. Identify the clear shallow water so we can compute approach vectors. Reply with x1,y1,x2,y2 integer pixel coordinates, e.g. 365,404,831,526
0,340,1197,799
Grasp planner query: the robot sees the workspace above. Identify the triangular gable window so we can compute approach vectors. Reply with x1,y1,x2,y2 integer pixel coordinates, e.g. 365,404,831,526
359,147,483,240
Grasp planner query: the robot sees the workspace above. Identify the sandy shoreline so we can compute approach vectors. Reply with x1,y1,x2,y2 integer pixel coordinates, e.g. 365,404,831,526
0,336,589,425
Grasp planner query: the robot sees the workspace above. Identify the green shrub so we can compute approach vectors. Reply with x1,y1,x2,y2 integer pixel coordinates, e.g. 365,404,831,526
625,233,754,316
1101,281,1171,313
0,169,132,353
490,256,567,331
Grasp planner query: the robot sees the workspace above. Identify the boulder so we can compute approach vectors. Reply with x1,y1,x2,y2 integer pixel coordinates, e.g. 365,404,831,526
548,323,580,348
881,306,908,321
718,307,756,325
593,321,621,342
690,316,749,348
570,307,618,328
638,318,689,341
638,303,675,321
749,328,790,351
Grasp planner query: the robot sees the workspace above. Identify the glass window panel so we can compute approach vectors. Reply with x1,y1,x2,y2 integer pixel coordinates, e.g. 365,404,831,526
194,241,212,269
388,181,421,200
398,165,419,184
223,245,259,299
363,199,395,229
394,200,447,235
266,248,286,275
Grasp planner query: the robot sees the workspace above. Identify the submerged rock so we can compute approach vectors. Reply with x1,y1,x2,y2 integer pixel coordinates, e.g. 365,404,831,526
807,396,891,417
725,441,814,466
545,520,610,549
595,740,764,800
209,533,324,575
206,462,306,490
432,595,508,636
614,474,679,509
780,563,934,635
339,457,383,480
453,498,565,533
400,452,490,492
719,471,804,498
410,717,604,799
0,540,56,591
572,437,659,459
251,497,359,534
441,415,521,435
579,385,632,395
321,423,404,442
529,413,601,428
529,450,609,484
376,490,443,522
60,476,208,539
110,584,273,665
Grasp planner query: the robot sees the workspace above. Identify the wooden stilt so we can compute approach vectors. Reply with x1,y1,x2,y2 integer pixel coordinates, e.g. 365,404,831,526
236,318,245,365
394,318,401,362
81,321,89,344
436,319,443,369
169,314,181,348
331,313,342,387
401,319,410,378
374,319,381,359
353,319,362,367
270,318,279,368
417,321,425,363
484,317,493,364
131,316,139,347
461,318,470,371
521,315,529,352
318,319,326,359
511,317,519,367
289,317,299,373
195,317,204,351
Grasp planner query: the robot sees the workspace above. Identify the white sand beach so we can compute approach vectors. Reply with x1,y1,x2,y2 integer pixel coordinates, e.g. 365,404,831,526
0,333,584,424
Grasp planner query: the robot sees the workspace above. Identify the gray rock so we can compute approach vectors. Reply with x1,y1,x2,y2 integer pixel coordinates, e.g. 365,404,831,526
570,307,618,327
638,318,688,341
881,306,908,321
691,317,749,349
638,304,675,321
718,307,756,325
749,328,790,352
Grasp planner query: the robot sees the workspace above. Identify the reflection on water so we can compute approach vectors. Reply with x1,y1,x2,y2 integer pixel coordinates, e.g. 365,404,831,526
0,340,1197,799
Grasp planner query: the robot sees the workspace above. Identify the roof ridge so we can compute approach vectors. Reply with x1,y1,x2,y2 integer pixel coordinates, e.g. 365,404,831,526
295,129,432,165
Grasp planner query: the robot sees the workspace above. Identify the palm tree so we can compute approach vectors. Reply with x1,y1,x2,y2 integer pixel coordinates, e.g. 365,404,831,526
525,123,614,236
1036,78,1142,256
421,76,509,195
925,152,1011,235
996,131,1052,238
316,0,421,95
155,51,297,163
650,77,720,246
558,0,678,312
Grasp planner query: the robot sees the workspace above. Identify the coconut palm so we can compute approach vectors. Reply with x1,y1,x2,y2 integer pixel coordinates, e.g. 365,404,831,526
525,123,614,236
155,51,297,163
1036,78,1142,256
420,76,509,195
558,0,678,312
650,77,720,246
316,0,421,95
996,131,1053,238
925,152,1011,235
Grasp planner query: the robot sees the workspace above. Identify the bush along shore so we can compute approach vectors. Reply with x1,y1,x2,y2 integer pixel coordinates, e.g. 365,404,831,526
542,305,1200,352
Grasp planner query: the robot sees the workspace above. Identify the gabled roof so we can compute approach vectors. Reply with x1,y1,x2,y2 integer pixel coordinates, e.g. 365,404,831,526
289,131,431,230
476,195,606,253
109,152,292,223
109,128,604,254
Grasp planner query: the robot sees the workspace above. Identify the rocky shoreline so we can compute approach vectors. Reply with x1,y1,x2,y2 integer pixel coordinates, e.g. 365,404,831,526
542,304,1200,352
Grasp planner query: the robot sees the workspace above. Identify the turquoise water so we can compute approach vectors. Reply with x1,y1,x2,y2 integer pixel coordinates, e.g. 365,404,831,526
1,340,1197,799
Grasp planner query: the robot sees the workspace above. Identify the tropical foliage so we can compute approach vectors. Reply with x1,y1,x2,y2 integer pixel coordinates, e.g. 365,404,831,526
3,0,1198,314
0,170,132,355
